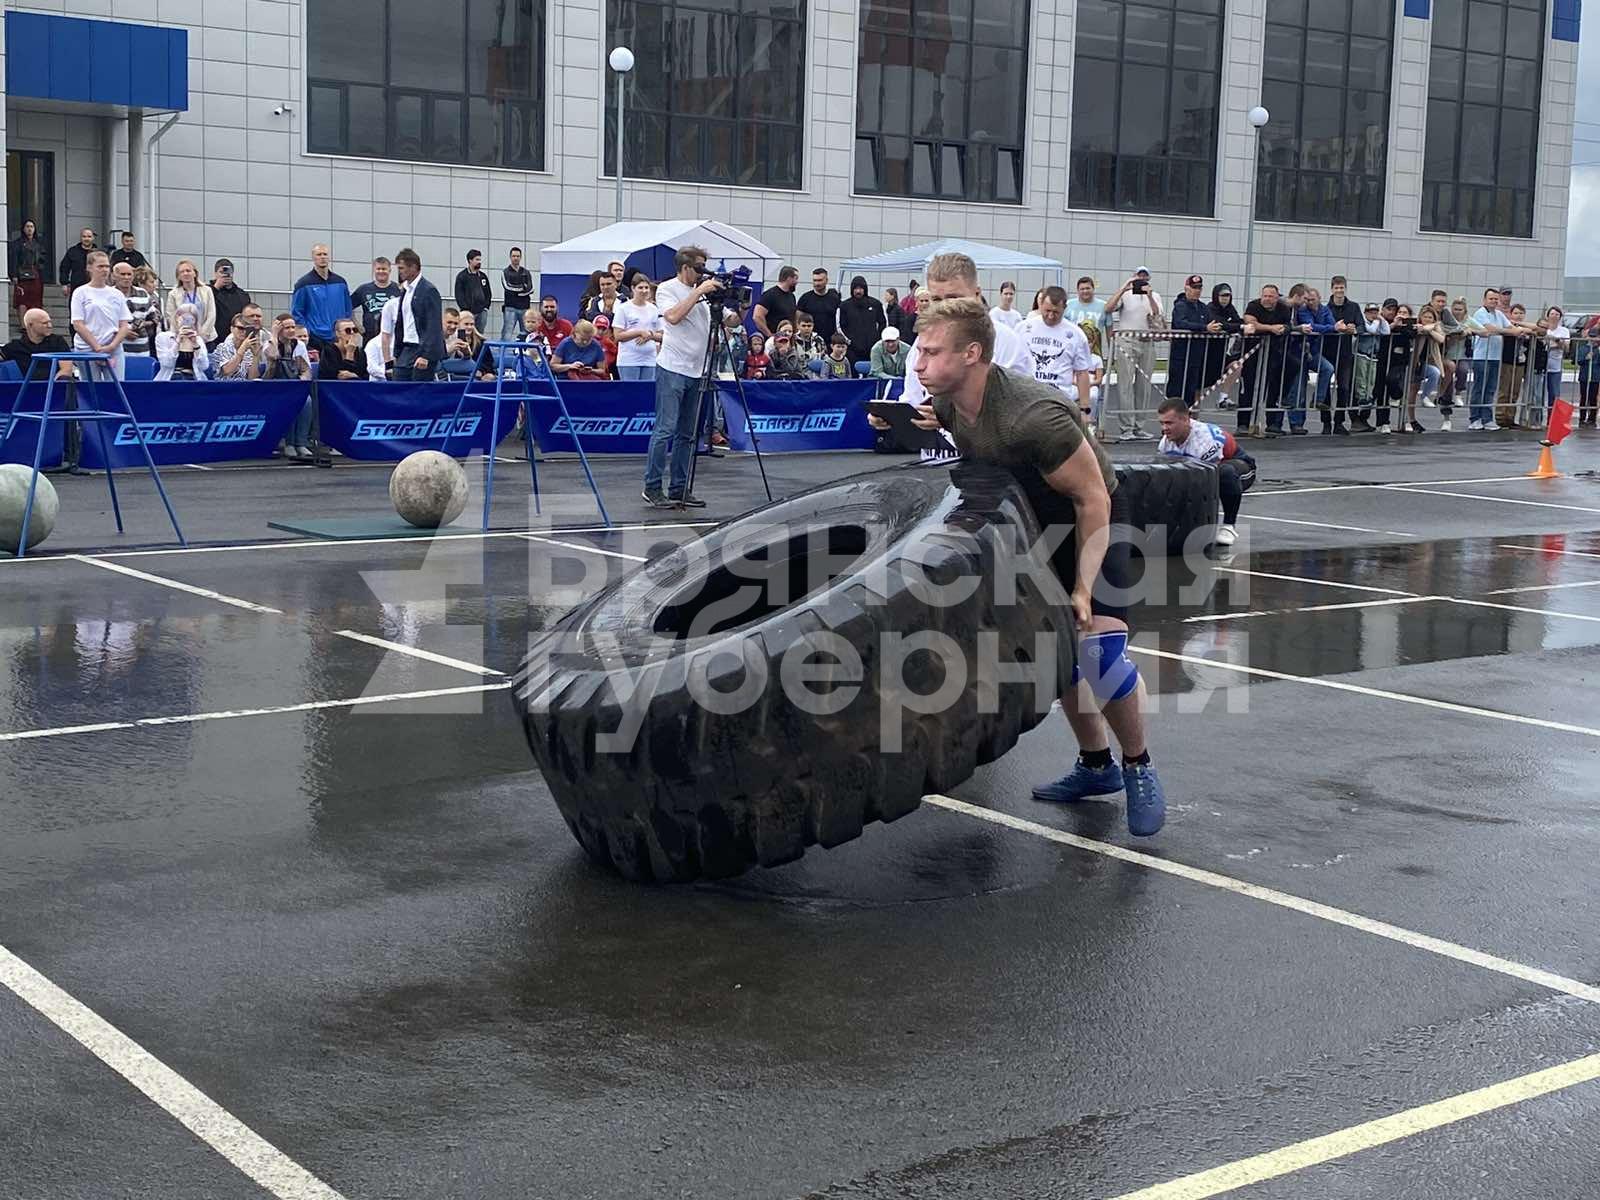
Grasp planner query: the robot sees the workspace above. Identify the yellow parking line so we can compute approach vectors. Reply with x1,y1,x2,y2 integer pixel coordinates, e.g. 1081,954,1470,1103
1109,1052,1600,1199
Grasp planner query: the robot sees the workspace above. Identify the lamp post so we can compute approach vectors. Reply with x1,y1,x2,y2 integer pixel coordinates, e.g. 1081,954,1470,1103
609,46,635,224
1241,105,1269,304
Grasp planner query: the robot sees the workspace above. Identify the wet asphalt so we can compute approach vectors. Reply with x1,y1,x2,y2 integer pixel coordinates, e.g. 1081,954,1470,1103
1,431,1599,1198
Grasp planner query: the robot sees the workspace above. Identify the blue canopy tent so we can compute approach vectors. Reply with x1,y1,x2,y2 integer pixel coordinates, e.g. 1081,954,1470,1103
838,238,1064,286
538,219,782,321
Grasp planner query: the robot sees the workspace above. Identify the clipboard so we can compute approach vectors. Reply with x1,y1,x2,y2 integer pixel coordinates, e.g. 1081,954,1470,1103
866,400,957,454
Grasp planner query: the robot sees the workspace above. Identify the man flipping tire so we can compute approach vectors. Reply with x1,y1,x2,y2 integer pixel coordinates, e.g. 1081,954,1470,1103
911,297,1167,836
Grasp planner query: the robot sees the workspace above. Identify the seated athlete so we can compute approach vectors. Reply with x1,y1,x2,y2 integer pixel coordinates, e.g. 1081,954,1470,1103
1156,397,1256,548
910,297,1166,836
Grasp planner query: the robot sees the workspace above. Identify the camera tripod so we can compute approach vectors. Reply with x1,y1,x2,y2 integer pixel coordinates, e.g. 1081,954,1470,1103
683,301,774,504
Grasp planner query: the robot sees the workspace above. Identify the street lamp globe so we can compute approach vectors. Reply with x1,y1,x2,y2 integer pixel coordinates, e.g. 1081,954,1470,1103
609,46,635,73
1248,106,1269,128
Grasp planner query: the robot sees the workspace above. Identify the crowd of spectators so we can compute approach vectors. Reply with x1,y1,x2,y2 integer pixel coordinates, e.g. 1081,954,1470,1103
8,227,1598,446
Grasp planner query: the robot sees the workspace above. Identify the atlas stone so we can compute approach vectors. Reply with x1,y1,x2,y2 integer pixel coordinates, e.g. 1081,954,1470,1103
0,464,59,552
389,451,469,528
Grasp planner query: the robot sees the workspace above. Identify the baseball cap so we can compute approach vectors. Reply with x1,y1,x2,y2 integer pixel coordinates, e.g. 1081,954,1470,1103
1382,297,1399,308
592,314,611,330
214,258,234,272
884,326,901,340
1185,274,1203,288
1135,265,1151,277
1363,302,1379,312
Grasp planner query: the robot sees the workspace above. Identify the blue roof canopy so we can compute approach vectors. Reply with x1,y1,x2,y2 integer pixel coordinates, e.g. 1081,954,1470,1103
5,12,187,112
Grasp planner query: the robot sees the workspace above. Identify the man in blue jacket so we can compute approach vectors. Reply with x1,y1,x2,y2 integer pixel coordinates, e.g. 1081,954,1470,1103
291,243,353,358
391,248,446,382
1289,285,1336,435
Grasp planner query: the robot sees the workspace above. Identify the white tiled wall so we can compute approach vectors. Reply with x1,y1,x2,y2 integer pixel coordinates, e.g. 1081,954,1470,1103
1,0,1577,315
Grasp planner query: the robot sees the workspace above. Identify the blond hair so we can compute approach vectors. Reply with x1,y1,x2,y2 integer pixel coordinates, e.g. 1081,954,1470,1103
917,297,994,362
926,252,979,287
572,319,596,339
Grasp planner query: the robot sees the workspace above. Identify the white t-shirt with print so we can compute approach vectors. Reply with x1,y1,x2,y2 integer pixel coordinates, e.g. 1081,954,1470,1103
1019,314,1094,399
615,300,663,367
655,278,711,378
71,283,132,355
1544,323,1570,374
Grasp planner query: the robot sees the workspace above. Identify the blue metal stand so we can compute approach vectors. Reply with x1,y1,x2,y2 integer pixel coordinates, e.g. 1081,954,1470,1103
438,340,611,531
2,352,186,557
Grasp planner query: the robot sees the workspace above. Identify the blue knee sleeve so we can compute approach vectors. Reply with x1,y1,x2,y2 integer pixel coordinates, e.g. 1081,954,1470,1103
1077,631,1139,702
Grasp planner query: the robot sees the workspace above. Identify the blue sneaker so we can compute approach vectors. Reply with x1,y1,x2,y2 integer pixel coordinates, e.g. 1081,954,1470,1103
1122,761,1167,837
1032,760,1124,805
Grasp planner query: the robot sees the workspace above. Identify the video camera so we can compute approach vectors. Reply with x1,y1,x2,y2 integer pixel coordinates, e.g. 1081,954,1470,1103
696,263,754,311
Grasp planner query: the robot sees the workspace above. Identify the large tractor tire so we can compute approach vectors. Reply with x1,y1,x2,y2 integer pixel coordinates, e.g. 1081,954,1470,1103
511,462,1077,883
1113,459,1219,556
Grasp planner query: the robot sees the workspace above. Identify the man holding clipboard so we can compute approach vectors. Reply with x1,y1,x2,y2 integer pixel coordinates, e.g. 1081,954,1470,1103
867,252,1036,461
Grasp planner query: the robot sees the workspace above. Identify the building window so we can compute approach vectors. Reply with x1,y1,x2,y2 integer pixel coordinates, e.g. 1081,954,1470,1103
306,0,545,170
606,1,806,191
1070,0,1224,215
1256,0,1394,227
1422,0,1543,237
854,0,1029,204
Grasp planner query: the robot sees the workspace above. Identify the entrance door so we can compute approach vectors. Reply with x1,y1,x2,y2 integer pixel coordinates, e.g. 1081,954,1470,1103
6,149,56,269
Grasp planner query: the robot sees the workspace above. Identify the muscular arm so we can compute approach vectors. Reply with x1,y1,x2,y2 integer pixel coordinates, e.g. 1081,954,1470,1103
1040,441,1114,625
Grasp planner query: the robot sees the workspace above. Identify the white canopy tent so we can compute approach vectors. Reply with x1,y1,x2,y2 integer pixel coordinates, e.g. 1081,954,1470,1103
839,238,1064,285
540,219,782,281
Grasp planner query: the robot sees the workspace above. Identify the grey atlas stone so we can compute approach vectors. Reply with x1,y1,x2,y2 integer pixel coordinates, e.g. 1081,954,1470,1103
389,451,470,528
0,464,60,553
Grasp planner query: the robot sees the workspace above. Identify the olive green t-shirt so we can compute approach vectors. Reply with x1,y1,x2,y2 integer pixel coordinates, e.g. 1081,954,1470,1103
930,365,1117,494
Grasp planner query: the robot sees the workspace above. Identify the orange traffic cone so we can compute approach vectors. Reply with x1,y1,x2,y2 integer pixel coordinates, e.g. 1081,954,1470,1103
1528,441,1559,479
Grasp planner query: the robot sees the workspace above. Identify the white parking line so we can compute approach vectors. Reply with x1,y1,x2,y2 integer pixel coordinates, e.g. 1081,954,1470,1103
1213,567,1417,596
331,630,504,676
69,557,283,615
1182,596,1440,623
1498,543,1600,561
1109,1051,1600,1200
0,683,513,743
0,943,349,1200
1246,514,1419,538
924,796,1600,1003
1447,597,1600,625
1257,474,1537,498
1484,579,1600,595
524,535,649,563
1133,647,1600,740
1385,486,1600,515
0,522,717,566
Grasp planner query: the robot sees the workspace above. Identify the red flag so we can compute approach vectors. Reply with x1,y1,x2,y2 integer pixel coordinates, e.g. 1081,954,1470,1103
1547,396,1576,446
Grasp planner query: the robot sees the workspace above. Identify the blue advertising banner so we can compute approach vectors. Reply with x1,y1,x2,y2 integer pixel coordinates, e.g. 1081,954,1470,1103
77,381,305,469
717,379,887,453
530,379,893,454
1,382,83,468
317,381,522,460
528,381,661,453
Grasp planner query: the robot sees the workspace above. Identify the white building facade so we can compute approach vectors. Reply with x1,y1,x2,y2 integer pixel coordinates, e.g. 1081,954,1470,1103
0,0,1577,332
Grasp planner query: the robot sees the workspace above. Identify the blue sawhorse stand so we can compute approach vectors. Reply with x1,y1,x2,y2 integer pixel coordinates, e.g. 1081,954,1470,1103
2,351,187,557
438,340,611,531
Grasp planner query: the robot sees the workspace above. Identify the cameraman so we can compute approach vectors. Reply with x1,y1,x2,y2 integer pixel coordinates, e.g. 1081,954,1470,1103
642,245,720,510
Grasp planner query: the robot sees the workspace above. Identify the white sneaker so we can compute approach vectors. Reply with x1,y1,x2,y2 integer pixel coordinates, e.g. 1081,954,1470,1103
1484,422,1501,431
1422,396,1436,407
1441,417,1453,432
1132,428,1156,441
1468,420,1483,431
1379,423,1392,435
1215,524,1238,547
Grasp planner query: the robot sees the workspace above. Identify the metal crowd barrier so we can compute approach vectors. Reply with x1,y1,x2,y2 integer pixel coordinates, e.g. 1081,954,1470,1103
1101,327,1600,437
